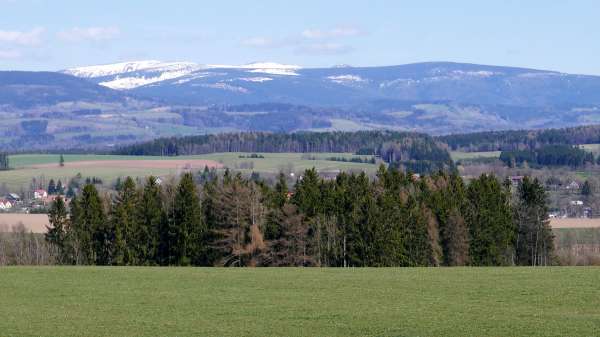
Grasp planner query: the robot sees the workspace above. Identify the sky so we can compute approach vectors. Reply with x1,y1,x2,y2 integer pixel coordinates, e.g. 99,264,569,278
1,0,599,74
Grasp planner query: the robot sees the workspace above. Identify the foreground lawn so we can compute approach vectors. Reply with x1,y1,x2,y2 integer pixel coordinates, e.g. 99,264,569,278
0,267,598,337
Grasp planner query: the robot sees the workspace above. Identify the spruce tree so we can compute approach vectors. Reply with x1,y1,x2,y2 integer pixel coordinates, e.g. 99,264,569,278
0,152,9,170
48,179,56,195
56,180,64,195
45,196,69,263
111,177,138,265
74,184,109,265
466,174,516,266
136,176,163,264
515,177,554,266
170,172,204,265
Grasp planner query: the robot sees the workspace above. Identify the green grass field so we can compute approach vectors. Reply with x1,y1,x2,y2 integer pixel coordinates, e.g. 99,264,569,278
0,267,598,337
450,150,501,161
1,153,380,190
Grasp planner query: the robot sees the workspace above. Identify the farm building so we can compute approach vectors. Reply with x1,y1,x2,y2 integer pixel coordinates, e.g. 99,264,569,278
0,199,13,210
34,189,48,199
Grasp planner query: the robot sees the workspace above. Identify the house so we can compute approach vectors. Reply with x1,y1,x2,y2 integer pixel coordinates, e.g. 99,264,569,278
509,176,524,186
0,199,13,209
6,193,21,203
34,189,48,199
566,181,580,190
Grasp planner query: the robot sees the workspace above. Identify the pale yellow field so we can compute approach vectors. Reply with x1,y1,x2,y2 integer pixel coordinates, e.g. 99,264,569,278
0,214,49,233
550,218,600,229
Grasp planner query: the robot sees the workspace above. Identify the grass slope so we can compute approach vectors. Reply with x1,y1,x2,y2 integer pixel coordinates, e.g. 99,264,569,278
0,267,598,337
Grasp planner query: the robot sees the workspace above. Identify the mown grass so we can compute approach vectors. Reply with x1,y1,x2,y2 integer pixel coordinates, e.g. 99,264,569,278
2,153,379,190
450,150,501,161
0,267,598,337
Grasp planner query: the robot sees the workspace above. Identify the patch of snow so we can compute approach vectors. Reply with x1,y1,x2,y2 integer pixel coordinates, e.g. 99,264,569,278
327,74,366,84
99,69,194,89
64,60,201,78
200,83,249,93
517,72,564,78
237,77,273,82
208,62,301,76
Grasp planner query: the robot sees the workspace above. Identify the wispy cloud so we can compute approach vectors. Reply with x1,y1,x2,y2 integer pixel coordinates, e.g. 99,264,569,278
241,25,363,56
57,26,120,42
301,26,363,39
241,36,276,48
297,43,354,55
0,27,44,46
0,49,21,59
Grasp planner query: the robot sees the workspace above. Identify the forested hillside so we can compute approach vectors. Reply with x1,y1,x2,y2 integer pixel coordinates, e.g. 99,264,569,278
115,131,453,173
438,124,600,152
44,167,553,267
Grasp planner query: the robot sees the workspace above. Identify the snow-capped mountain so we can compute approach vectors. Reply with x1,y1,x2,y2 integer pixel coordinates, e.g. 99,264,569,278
6,61,600,150
62,61,302,89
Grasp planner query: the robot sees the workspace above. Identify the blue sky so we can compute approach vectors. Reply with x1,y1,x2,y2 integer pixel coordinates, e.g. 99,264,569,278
1,0,599,74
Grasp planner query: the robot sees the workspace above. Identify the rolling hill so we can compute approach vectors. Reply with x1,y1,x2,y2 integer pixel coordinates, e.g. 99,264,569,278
2,61,600,150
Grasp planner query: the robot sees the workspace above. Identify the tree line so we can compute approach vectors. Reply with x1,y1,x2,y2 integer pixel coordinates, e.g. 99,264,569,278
0,152,8,170
44,167,554,267
114,131,453,173
500,144,595,168
438,124,600,152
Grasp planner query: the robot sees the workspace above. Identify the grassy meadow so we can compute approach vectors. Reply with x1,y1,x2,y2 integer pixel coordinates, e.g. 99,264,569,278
0,267,598,337
0,153,380,190
450,150,501,161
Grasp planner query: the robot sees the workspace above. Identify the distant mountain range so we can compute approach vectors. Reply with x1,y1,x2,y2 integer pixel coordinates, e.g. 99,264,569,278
2,61,600,150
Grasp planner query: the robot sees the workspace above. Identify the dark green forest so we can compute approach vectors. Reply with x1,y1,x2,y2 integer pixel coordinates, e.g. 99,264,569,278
114,131,453,173
438,124,600,152
499,145,595,168
45,167,553,267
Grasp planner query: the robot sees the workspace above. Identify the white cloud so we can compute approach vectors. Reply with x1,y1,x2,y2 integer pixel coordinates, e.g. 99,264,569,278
241,36,275,48
297,43,354,55
0,49,20,59
0,27,44,46
57,26,120,42
301,26,363,39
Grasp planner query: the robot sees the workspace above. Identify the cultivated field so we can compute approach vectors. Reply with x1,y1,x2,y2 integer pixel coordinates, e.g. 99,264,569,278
0,153,380,190
0,214,49,233
0,267,598,337
550,218,600,228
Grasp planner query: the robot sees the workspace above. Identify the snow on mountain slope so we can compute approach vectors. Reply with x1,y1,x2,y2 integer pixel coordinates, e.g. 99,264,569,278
64,60,201,78
207,62,301,76
64,61,302,89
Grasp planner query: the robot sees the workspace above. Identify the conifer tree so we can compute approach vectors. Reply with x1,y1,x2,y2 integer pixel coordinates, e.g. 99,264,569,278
47,179,55,195
170,172,204,265
135,176,163,264
466,174,516,266
56,180,64,195
45,196,69,263
76,184,109,265
514,177,554,266
111,177,138,265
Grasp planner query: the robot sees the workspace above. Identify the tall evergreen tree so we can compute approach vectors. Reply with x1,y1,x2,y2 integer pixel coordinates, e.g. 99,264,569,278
135,176,163,264
466,174,516,266
169,172,204,265
45,196,69,263
514,177,554,266
0,152,9,170
111,177,138,265
73,184,109,265
48,179,56,195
